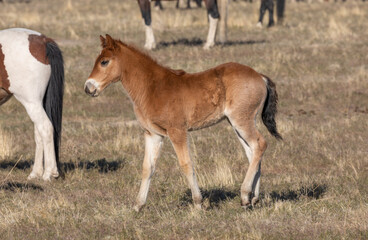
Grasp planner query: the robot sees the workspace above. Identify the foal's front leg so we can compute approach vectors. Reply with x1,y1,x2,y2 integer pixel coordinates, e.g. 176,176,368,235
168,129,202,209
134,132,163,212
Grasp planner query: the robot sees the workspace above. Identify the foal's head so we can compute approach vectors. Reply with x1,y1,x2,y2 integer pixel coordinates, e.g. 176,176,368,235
84,34,121,97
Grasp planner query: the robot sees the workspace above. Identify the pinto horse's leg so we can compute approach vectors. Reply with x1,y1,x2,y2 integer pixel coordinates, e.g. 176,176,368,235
203,0,219,49
28,127,44,179
21,102,59,181
134,132,163,212
168,129,202,209
138,0,156,49
227,116,267,208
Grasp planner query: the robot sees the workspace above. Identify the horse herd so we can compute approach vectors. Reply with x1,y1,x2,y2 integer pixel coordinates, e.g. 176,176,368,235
138,0,285,49
0,1,284,211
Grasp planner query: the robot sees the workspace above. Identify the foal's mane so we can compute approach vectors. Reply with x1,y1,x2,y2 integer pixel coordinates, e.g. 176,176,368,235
115,40,186,76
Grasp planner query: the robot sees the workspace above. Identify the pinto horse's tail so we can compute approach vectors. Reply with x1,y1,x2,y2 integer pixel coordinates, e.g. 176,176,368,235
43,41,65,177
261,75,282,140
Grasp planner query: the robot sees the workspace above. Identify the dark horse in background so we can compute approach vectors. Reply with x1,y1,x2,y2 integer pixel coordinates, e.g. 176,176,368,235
137,0,286,50
137,0,228,50
257,0,285,27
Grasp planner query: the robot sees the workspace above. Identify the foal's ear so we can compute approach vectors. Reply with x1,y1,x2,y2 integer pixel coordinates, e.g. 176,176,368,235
105,34,117,49
100,35,107,48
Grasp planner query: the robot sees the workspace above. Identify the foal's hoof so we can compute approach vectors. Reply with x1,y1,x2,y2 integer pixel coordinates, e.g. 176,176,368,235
133,204,143,213
241,201,252,210
241,196,252,209
251,197,259,206
194,203,202,210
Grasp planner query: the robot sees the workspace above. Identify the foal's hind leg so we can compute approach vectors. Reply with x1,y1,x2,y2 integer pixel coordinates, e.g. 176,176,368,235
168,129,202,209
228,117,267,208
28,127,44,180
134,132,163,212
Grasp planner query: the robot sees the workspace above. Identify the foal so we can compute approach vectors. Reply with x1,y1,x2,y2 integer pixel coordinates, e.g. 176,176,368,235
85,35,282,211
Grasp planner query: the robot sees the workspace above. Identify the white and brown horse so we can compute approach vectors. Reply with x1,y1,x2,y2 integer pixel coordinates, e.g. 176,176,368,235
0,28,64,181
85,35,282,211
137,0,228,50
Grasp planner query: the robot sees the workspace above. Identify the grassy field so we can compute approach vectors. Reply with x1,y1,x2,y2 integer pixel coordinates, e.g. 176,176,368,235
1,0,368,239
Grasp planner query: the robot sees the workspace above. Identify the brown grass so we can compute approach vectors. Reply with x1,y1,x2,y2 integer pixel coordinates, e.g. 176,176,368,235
1,0,368,239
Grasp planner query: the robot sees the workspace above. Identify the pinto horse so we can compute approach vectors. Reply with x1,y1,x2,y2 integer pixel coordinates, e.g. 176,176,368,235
0,28,64,181
138,0,228,50
84,35,282,211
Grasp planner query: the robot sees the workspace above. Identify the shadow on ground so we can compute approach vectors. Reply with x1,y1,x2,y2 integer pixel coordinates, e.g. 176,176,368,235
156,38,267,49
0,158,125,174
61,158,125,173
0,160,32,170
180,187,238,208
179,183,327,209
0,181,43,192
269,183,327,202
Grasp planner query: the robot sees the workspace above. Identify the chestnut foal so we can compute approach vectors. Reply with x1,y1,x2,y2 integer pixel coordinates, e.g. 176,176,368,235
84,35,282,211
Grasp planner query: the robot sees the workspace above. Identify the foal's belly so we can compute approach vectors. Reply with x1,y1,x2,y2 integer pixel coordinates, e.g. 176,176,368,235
186,102,226,131
187,114,226,131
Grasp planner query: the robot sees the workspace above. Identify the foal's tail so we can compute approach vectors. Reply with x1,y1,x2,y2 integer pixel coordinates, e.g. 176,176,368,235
261,75,282,140
43,41,65,177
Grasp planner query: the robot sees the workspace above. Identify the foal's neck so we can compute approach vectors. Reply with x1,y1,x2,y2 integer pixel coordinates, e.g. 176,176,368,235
118,43,164,107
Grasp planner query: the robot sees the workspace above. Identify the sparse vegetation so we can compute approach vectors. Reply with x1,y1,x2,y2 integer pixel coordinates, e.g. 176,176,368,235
0,0,367,239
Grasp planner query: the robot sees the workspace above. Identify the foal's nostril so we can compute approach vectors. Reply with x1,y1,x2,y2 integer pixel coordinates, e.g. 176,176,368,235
85,82,96,96
84,86,89,94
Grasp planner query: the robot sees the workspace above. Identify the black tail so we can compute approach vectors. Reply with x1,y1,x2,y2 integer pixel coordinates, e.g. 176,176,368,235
261,75,282,140
43,41,65,177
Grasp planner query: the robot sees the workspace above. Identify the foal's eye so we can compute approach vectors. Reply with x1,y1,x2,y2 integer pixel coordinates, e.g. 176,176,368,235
101,60,109,67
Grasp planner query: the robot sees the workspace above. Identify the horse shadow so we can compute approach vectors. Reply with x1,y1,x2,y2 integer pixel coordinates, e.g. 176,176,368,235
157,38,204,48
156,38,267,49
179,183,327,209
0,158,125,174
268,183,327,202
0,181,43,192
0,160,32,170
220,39,267,47
180,187,238,209
60,158,125,174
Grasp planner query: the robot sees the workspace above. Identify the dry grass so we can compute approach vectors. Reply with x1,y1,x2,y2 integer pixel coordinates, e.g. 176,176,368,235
1,0,368,239
0,124,16,160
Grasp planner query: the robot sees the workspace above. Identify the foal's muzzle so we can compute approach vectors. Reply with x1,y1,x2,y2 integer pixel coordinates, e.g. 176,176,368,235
84,80,99,97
